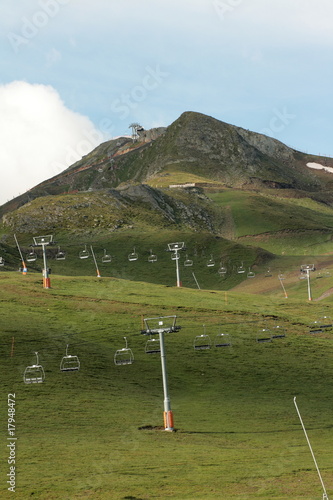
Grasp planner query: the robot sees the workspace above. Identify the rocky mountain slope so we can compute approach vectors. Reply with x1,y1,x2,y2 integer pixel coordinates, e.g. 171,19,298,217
2,111,333,219
2,111,333,242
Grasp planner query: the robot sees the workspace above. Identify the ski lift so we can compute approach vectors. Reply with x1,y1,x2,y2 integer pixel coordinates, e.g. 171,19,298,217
247,267,255,278
102,249,112,263
184,254,193,267
308,320,323,334
271,325,286,339
79,245,90,259
0,257,4,266
264,268,272,277
55,246,66,261
318,315,333,330
278,272,286,280
60,345,80,372
145,336,161,354
300,264,315,273
256,328,272,343
148,249,157,263
214,333,231,348
218,262,227,275
24,352,45,384
237,262,246,274
128,247,138,262
114,337,134,365
207,255,215,267
194,326,211,350
26,247,37,262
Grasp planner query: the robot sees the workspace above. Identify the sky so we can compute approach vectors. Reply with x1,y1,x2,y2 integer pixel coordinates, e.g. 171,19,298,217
1,0,333,205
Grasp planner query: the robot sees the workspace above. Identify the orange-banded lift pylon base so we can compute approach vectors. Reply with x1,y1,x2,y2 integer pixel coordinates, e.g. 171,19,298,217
43,277,51,289
163,410,174,431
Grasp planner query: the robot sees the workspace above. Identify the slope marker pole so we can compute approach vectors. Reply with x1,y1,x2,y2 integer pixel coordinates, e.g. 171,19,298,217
90,245,101,278
14,234,27,275
293,397,330,500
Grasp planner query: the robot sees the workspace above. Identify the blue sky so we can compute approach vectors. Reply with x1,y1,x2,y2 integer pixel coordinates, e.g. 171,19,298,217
1,0,333,204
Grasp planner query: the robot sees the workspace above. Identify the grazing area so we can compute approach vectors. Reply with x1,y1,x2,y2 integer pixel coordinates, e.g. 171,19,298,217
1,270,333,499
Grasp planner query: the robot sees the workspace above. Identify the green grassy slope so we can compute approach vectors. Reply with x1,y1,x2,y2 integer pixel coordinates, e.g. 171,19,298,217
209,189,333,255
1,273,333,499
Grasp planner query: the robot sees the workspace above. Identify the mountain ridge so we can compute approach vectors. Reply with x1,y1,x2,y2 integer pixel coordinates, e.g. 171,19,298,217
2,111,333,220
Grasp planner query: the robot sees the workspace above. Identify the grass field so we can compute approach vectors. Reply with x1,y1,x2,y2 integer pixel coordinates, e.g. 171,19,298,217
1,270,333,499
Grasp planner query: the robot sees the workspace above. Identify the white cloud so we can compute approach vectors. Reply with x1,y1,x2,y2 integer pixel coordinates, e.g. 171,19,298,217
0,81,107,206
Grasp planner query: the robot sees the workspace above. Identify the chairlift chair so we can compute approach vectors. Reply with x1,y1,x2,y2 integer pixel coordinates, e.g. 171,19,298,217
60,345,80,371
278,272,286,280
26,248,37,262
79,245,90,259
207,255,215,267
264,268,272,277
114,337,134,365
215,333,231,347
271,325,286,339
184,254,193,267
218,262,227,275
0,256,4,266
145,336,161,354
308,321,323,334
256,328,273,343
56,246,66,261
247,267,255,278
237,262,246,274
194,326,212,350
318,315,333,330
102,249,112,263
128,247,138,262
148,249,157,263
24,352,45,384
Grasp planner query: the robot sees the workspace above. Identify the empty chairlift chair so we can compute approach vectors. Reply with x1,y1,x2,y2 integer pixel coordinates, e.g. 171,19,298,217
55,246,66,261
256,327,273,343
218,262,227,276
148,249,157,263
102,249,112,263
271,325,286,339
24,352,45,384
145,336,161,354
26,247,37,262
184,254,193,267
237,262,246,274
60,345,80,372
206,255,215,267
247,267,255,278
215,332,232,348
128,247,138,262
194,326,212,350
318,315,333,331
79,245,90,259
114,337,134,365
308,320,323,334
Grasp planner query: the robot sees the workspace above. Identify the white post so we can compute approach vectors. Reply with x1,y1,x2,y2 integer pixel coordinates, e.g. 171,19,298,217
90,245,101,278
306,268,312,301
175,250,181,287
42,243,50,288
159,329,174,431
293,397,329,499
279,276,288,298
